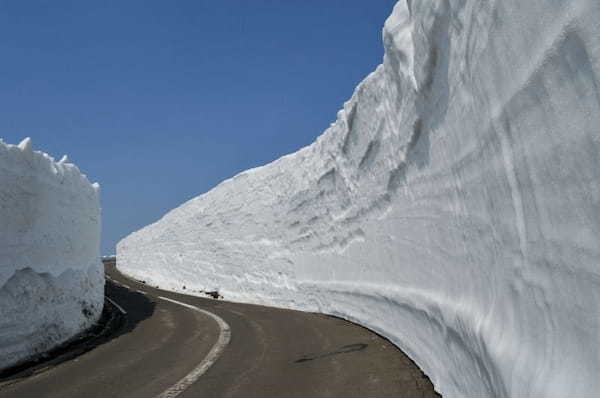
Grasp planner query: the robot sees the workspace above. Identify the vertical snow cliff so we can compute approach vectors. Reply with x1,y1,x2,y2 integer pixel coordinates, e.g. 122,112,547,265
118,1,600,397
0,138,103,370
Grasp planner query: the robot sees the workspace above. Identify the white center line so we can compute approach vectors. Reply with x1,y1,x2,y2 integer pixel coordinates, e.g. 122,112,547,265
156,296,231,398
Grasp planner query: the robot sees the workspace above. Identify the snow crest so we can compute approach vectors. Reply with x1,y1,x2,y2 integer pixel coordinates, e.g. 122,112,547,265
118,1,600,397
0,138,103,370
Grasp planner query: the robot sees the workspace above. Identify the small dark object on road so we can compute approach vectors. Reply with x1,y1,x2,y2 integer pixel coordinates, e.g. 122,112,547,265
205,291,222,299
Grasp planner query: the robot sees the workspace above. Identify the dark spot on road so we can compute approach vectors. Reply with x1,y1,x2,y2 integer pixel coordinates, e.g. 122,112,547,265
205,290,222,299
294,343,368,363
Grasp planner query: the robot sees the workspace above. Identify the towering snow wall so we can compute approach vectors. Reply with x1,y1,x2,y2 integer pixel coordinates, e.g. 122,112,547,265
118,1,600,397
0,138,103,370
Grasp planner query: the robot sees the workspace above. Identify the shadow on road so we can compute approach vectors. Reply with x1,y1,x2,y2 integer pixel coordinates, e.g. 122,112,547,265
294,343,368,363
0,278,155,383
105,279,155,338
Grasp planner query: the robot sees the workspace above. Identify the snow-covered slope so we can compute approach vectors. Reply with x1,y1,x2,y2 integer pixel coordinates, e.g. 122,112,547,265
118,1,600,397
0,138,103,370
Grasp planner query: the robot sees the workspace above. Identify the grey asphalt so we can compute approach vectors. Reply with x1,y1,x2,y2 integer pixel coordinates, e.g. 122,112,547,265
0,262,440,398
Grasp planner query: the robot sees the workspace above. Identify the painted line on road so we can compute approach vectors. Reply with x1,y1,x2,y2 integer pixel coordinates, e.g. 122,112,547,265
106,277,123,287
156,296,231,398
106,296,127,315
136,289,147,295
107,276,131,290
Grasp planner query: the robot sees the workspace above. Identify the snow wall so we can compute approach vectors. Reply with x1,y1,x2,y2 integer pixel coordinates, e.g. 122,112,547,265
117,1,600,397
0,138,103,370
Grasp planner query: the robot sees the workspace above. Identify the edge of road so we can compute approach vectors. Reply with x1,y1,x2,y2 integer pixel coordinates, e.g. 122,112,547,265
0,295,125,386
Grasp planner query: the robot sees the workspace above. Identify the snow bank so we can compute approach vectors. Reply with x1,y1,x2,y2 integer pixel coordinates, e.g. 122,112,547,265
0,138,103,370
117,1,600,397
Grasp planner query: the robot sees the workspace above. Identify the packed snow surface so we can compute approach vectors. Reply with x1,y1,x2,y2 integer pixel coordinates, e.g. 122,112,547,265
118,1,600,397
0,138,103,370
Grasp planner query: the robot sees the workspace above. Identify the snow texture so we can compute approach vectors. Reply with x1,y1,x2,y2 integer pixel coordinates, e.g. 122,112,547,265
0,138,103,370
118,1,600,397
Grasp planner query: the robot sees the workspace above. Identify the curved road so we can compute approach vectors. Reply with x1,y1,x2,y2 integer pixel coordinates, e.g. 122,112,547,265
0,263,439,398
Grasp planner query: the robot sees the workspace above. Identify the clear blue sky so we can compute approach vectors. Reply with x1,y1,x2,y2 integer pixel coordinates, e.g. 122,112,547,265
0,1,397,255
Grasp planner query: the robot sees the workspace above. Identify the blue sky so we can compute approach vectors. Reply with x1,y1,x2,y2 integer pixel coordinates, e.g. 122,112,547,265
0,1,397,254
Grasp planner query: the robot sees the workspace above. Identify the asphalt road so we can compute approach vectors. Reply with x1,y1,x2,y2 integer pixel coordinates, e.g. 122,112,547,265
0,263,439,398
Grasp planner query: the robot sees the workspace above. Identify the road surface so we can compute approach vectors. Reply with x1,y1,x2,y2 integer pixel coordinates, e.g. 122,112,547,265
0,262,439,397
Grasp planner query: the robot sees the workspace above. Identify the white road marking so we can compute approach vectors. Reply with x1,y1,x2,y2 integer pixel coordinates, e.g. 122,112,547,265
136,289,147,295
106,296,127,315
156,296,231,398
106,277,124,287
121,283,131,289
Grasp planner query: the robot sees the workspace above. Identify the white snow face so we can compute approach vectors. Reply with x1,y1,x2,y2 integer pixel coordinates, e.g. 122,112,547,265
117,1,600,397
0,138,103,370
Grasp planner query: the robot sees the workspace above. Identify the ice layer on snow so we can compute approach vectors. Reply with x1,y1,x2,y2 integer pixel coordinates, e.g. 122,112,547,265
0,138,103,370
117,1,600,397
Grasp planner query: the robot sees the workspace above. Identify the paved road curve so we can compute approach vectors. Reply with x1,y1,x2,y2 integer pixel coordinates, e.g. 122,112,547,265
0,263,439,398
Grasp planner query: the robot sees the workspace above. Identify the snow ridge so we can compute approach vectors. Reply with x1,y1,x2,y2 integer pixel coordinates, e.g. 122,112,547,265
118,1,600,397
0,138,103,370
